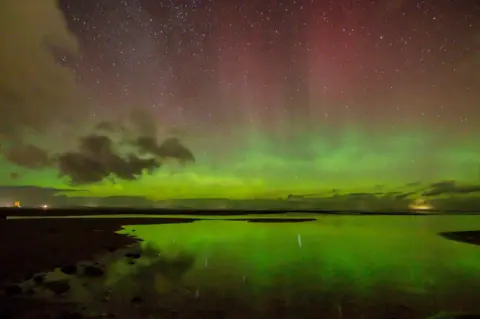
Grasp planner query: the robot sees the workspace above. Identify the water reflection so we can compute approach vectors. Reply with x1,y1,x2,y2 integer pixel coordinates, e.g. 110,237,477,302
9,215,480,318
113,216,480,317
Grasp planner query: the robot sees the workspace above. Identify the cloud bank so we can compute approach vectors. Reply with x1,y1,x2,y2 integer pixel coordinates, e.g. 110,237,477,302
0,1,195,185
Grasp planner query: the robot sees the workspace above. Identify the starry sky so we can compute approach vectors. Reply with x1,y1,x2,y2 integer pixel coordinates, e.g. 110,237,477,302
0,0,479,203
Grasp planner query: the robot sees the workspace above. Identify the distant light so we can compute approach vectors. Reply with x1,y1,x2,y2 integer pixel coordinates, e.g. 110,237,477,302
408,198,433,211
42,204,49,209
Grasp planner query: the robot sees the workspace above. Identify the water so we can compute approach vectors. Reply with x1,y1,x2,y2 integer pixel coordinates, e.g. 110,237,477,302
12,215,480,318
111,215,480,317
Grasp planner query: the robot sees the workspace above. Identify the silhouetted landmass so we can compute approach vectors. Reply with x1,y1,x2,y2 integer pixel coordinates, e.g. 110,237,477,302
229,218,316,223
2,182,480,213
439,231,480,247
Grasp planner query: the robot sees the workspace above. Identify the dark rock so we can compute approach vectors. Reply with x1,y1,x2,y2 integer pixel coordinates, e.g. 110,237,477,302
198,310,224,319
4,285,22,296
47,227,59,235
125,252,141,259
55,311,82,319
83,265,104,277
0,309,13,319
44,280,70,295
60,265,77,275
33,274,45,284
131,296,143,304
25,288,35,295
426,313,480,319
439,231,480,247
101,289,111,302
156,308,183,318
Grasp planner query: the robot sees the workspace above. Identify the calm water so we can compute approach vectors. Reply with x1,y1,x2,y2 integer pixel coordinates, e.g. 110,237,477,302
15,215,480,318
106,215,480,317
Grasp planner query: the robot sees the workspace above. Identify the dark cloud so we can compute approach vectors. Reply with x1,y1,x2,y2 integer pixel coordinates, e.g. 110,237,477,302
57,134,159,185
392,191,416,199
157,137,195,163
1,119,195,184
0,4,194,185
134,136,158,154
1,144,51,168
133,136,195,164
0,0,82,141
422,180,480,197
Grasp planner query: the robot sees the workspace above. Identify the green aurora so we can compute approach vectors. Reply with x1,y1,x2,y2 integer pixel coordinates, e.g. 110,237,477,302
0,0,479,211
2,126,480,209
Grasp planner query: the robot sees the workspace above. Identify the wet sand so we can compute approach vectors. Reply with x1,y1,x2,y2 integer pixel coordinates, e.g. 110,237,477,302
0,215,195,318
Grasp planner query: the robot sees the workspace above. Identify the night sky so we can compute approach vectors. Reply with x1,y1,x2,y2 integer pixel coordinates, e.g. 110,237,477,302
0,0,479,203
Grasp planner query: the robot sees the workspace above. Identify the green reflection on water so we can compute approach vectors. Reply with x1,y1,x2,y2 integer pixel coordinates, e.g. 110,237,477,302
115,216,480,299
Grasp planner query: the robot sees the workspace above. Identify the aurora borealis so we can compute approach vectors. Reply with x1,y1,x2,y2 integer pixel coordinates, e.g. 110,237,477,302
0,0,479,207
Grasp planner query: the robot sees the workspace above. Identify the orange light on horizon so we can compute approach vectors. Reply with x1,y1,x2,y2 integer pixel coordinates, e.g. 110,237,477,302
14,201,21,208
408,198,433,211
